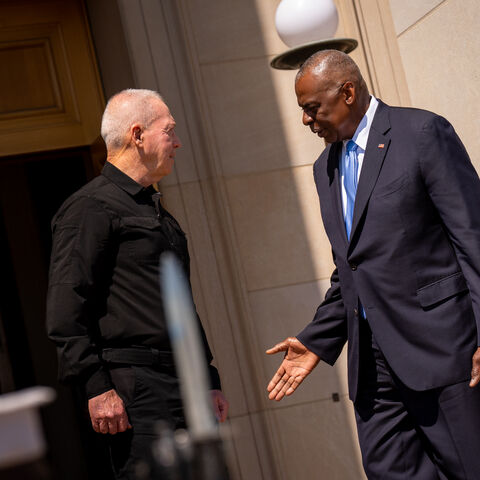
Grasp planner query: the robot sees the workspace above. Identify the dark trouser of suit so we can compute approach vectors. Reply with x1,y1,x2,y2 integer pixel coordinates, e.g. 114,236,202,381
107,363,185,480
354,317,480,480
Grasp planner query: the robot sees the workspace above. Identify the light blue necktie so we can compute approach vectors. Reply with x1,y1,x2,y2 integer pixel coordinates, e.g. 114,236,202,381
344,140,359,240
344,140,366,318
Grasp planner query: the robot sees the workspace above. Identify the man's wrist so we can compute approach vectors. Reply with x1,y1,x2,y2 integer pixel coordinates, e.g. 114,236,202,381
84,368,114,399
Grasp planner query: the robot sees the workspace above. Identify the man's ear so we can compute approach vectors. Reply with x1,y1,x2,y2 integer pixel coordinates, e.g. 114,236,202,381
343,81,355,105
132,125,143,144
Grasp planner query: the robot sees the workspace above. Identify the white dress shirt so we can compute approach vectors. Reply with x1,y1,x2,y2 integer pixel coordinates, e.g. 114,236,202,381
339,96,379,218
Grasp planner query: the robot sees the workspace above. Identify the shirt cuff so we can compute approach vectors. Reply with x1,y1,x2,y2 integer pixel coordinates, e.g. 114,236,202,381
84,367,114,399
208,365,222,391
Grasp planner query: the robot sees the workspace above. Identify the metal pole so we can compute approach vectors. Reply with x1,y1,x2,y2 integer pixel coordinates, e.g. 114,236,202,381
157,253,230,480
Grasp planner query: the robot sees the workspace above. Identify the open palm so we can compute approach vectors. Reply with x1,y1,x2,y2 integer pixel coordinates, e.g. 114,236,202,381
266,337,320,401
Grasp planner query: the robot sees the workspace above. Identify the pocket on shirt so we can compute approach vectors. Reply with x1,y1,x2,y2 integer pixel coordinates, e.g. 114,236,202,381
121,216,164,263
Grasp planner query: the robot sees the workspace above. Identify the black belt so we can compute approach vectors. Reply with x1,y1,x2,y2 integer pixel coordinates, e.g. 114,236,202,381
101,346,175,369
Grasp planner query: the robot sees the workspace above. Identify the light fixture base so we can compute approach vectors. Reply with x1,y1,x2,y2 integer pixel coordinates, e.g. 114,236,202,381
270,37,358,70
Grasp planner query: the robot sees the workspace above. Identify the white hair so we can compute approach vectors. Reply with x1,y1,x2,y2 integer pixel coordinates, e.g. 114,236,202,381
101,89,164,150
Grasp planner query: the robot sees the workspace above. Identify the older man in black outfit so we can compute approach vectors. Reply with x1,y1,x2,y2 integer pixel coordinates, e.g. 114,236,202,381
47,89,228,479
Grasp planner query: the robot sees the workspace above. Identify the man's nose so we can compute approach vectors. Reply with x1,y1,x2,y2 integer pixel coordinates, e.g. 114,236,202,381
173,133,181,149
302,110,314,126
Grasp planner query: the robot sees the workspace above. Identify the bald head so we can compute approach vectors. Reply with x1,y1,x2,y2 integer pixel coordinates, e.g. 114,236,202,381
296,50,368,96
294,50,371,143
101,89,165,151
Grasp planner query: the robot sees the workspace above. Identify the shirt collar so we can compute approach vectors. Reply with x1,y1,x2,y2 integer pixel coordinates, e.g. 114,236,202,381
101,161,148,197
344,96,379,151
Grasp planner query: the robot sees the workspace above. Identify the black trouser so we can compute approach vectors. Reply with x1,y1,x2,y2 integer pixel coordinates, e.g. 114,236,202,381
105,350,186,479
355,320,480,479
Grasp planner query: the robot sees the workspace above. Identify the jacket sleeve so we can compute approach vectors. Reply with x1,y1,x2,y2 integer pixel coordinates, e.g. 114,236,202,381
419,115,480,344
194,311,222,391
297,254,348,365
46,195,115,398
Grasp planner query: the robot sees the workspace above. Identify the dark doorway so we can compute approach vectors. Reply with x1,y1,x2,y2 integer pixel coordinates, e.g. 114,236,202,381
0,147,110,479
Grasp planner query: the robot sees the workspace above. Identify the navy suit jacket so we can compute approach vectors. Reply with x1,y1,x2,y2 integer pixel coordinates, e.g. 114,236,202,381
297,100,480,401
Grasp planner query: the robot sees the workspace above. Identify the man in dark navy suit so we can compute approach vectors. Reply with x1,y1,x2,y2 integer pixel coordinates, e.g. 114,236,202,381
267,50,480,479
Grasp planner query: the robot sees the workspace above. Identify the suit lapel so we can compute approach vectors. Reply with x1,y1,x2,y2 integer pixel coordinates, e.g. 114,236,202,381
348,101,391,250
326,142,348,246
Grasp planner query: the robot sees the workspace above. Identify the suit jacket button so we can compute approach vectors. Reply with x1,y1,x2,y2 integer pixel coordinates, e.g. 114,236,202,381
350,263,357,271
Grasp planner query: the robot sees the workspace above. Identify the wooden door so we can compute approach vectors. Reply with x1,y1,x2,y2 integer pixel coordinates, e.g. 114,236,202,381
0,0,107,478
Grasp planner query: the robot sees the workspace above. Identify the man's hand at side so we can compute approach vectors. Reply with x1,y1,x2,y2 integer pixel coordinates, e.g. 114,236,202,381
266,337,320,401
210,389,229,423
88,389,132,434
469,347,480,387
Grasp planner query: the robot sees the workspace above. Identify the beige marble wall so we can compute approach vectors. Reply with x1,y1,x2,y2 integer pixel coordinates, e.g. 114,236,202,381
388,0,480,170
174,0,365,477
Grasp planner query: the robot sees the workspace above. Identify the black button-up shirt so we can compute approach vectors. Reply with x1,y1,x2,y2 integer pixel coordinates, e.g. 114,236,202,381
46,162,219,398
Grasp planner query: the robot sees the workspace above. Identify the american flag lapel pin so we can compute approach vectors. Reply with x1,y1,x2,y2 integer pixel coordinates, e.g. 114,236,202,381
378,143,385,149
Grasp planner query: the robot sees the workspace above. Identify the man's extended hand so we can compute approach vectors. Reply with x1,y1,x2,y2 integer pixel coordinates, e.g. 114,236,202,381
469,347,480,387
210,389,229,423
266,337,320,401
88,389,132,434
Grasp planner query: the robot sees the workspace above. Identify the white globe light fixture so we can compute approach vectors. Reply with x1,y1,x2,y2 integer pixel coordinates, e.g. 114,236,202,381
275,0,339,47
271,0,357,70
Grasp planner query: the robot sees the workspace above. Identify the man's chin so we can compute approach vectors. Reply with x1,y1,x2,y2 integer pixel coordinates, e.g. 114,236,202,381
321,133,335,144
315,130,334,143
